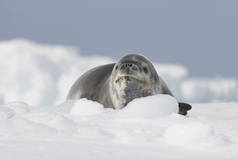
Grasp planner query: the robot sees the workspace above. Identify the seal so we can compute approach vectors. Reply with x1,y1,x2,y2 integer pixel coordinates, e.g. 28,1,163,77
67,54,191,115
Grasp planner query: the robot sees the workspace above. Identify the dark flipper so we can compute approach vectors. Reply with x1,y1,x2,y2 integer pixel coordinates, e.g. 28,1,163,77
178,102,192,116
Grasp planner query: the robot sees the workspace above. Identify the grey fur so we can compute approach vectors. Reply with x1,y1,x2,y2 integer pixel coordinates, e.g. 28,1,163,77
67,54,174,109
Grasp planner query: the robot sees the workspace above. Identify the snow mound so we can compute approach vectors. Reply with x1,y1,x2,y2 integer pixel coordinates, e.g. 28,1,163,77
69,99,105,116
58,95,178,119
7,101,30,114
0,100,237,158
47,115,77,132
164,121,214,144
0,105,15,120
164,120,233,148
118,95,178,119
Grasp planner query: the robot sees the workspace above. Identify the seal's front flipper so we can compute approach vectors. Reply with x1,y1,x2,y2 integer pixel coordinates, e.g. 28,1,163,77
178,102,192,116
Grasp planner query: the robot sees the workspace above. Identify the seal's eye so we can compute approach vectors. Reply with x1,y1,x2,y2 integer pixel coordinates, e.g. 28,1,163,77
143,67,148,74
115,66,118,70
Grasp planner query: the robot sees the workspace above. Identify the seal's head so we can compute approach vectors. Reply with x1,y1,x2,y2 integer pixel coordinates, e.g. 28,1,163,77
110,54,160,109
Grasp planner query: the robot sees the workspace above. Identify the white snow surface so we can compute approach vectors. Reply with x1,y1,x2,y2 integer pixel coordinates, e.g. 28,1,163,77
0,39,238,158
0,39,238,105
0,95,237,159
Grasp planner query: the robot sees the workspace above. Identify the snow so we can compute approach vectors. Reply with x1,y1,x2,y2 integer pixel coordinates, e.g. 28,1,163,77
117,95,178,118
62,95,178,119
0,39,113,106
0,39,237,158
0,96,237,159
0,39,238,105
69,99,105,116
181,78,238,103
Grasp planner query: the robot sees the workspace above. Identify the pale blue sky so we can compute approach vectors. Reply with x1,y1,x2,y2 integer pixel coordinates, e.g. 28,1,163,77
0,0,237,77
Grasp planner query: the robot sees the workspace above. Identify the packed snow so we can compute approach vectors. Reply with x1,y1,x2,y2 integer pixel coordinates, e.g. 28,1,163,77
0,39,237,159
0,96,237,159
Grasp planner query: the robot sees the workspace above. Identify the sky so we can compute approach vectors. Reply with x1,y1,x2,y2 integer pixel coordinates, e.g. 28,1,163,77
0,0,237,77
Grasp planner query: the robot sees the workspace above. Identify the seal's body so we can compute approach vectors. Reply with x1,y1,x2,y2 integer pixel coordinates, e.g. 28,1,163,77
67,64,115,108
67,54,191,115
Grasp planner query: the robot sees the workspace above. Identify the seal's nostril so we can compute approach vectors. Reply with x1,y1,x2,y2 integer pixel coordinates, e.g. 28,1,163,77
120,63,137,71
